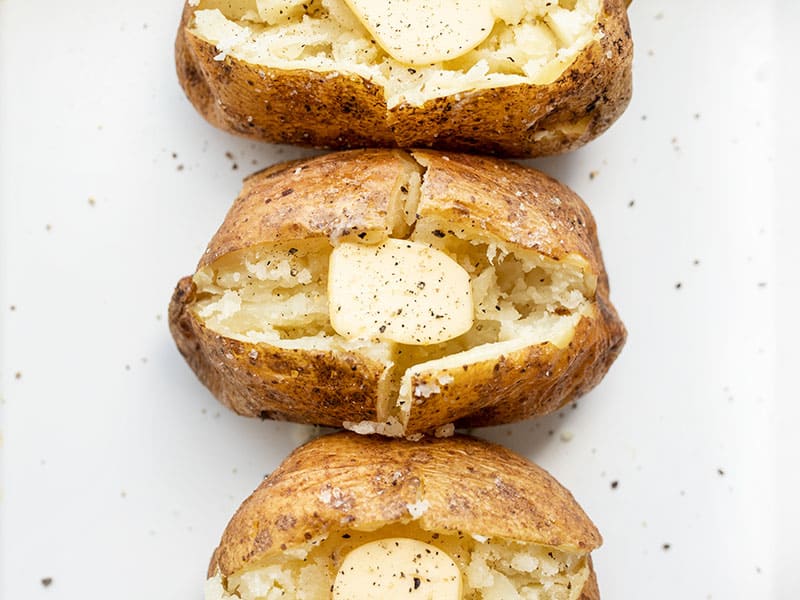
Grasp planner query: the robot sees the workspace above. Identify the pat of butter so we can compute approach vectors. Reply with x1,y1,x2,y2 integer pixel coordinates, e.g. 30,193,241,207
328,239,473,345
342,0,497,65
333,538,462,599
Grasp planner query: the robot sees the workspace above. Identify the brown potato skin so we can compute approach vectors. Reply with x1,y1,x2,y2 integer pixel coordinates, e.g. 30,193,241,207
208,432,602,600
168,150,626,433
175,0,632,158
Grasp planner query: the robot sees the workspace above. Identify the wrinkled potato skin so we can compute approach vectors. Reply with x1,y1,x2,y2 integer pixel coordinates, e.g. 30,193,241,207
175,0,632,158
168,150,626,433
208,433,602,597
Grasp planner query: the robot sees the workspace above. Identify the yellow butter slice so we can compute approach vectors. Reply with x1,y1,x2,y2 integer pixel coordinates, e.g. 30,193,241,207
328,239,474,345
333,538,462,599
342,0,496,65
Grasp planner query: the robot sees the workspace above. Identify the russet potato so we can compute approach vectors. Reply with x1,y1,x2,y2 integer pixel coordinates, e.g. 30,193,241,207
205,433,603,599
175,0,633,157
168,149,626,436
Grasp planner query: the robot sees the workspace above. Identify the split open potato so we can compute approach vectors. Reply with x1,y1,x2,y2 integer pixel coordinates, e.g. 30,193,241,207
205,432,602,599
175,0,633,157
169,149,625,436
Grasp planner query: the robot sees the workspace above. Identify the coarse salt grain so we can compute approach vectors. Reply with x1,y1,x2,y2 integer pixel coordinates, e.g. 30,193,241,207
436,373,454,386
406,500,431,519
414,381,440,398
434,423,455,438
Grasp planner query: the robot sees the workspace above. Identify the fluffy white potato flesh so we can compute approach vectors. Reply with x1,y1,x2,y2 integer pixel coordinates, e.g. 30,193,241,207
328,239,474,345
332,537,462,598
190,0,602,107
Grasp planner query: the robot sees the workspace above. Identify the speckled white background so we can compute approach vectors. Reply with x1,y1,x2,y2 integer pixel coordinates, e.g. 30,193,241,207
1,1,797,598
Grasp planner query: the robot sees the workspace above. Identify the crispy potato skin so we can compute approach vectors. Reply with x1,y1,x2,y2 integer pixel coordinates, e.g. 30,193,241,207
208,433,602,592
168,149,626,433
175,0,632,157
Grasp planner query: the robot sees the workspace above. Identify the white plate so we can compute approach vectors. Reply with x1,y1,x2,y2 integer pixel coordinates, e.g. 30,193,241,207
1,1,796,598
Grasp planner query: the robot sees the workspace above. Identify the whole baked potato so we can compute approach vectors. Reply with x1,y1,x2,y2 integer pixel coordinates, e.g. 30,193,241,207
205,432,602,599
168,149,625,436
175,0,633,157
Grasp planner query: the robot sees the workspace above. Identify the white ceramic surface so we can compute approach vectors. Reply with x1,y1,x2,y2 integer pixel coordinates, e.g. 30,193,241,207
1,1,796,598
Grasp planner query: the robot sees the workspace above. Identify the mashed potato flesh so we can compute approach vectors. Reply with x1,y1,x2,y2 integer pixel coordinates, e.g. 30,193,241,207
205,524,590,600
193,229,592,354
189,0,602,107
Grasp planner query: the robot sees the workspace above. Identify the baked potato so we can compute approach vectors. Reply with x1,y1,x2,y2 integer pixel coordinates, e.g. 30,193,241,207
175,0,633,157
205,432,602,599
168,149,626,436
